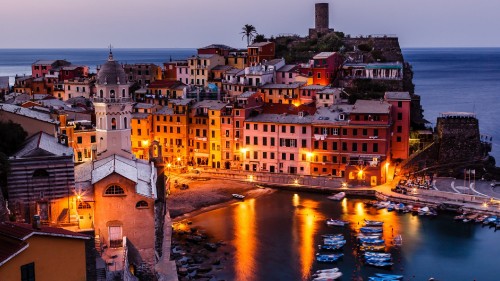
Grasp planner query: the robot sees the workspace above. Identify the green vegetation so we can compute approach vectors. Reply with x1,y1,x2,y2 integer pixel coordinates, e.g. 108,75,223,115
274,32,345,63
241,24,257,47
0,121,27,193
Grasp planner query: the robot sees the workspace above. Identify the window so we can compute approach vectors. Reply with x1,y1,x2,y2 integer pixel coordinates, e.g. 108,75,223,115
290,126,295,134
353,129,358,136
253,136,258,145
362,128,368,136
263,152,267,159
322,142,327,150
397,136,402,142
342,142,347,151
253,151,258,159
270,137,275,146
254,124,258,130
397,126,402,133
105,185,125,195
91,136,96,143
373,129,379,136
136,200,148,208
398,101,403,108
282,153,286,160
397,112,403,120
373,143,379,153
333,142,338,150
281,126,286,133
270,152,275,159
246,123,250,129
111,118,117,130
263,124,268,132
302,139,307,148
21,262,35,281
302,126,306,134
362,143,367,152
317,72,321,79
352,143,358,152
263,137,267,146
342,128,347,135
271,125,275,132
245,136,250,145
123,117,127,129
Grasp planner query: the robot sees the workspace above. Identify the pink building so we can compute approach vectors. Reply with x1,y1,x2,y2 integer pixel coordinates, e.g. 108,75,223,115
276,64,299,84
242,103,316,174
32,60,71,78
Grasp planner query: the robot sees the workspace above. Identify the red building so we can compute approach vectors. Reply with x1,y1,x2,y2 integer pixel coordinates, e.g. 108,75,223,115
59,66,88,81
163,60,187,81
385,92,411,160
31,60,71,79
247,42,275,66
197,44,235,57
311,52,342,86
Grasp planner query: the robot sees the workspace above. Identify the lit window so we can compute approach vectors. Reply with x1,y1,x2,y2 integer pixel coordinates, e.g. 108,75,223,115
78,202,92,209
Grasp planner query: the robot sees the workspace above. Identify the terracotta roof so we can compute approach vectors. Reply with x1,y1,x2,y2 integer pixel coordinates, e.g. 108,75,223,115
0,222,89,266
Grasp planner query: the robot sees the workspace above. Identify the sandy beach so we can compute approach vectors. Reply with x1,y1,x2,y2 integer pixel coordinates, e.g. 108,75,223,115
167,174,274,219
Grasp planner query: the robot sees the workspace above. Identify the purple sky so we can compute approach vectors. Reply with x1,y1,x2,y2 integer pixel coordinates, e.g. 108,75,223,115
1,0,499,48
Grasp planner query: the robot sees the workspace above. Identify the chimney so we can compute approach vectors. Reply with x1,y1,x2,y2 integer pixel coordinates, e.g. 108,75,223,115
32,214,41,230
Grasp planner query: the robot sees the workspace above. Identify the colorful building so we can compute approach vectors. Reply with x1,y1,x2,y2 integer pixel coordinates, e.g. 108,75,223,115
0,221,90,281
247,42,275,66
385,92,411,160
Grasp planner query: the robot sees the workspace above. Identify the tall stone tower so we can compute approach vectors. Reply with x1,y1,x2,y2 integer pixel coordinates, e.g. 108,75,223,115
315,3,329,31
309,2,334,38
94,51,134,159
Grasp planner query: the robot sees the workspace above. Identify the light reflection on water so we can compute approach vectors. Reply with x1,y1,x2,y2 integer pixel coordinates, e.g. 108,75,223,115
234,199,256,281
187,191,500,281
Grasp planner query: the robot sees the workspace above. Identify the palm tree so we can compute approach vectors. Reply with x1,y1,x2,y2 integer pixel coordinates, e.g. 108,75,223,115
241,24,257,46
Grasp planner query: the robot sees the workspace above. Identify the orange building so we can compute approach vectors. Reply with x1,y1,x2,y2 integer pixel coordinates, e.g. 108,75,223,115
0,221,90,281
385,92,411,160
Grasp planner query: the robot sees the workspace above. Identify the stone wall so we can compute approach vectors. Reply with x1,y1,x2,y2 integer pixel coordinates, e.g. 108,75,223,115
437,115,483,165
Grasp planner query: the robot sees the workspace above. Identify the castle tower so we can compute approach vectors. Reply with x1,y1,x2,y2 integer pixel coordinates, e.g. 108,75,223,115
315,3,329,30
94,51,134,159
309,2,334,38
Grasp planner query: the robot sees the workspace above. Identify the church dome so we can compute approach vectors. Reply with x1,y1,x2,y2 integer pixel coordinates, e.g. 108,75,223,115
96,52,127,85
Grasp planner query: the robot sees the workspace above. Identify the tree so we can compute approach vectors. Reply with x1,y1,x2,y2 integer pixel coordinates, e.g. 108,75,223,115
241,24,257,46
253,34,266,43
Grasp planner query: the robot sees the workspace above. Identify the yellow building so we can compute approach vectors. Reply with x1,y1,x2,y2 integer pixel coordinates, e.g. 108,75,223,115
130,103,157,160
191,100,227,168
59,114,96,162
152,99,193,167
187,54,225,87
0,221,90,281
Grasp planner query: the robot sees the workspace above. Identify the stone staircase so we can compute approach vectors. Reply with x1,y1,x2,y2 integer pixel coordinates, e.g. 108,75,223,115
57,208,79,226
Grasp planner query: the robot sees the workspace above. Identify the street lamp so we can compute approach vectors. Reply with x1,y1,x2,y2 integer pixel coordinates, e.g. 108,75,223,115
385,162,390,183
167,163,172,176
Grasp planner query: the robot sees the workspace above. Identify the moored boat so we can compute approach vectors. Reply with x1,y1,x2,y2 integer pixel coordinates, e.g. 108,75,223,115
365,260,393,267
374,273,403,280
360,244,385,252
326,219,349,226
321,233,344,239
359,237,385,244
318,243,345,250
323,239,346,246
327,191,346,201
360,226,383,233
364,252,391,258
315,267,339,274
316,253,344,263
364,219,384,226
232,193,245,200
312,271,343,280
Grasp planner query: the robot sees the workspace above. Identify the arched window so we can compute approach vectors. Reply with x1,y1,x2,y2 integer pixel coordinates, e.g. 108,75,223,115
78,202,92,209
104,185,125,195
33,169,50,178
122,89,126,97
111,118,117,130
99,117,103,128
123,117,128,129
99,89,103,98
135,201,148,209
110,90,115,98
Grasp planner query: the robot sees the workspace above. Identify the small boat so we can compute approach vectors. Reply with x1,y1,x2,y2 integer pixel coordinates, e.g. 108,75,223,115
374,201,391,209
312,271,343,280
365,256,392,262
394,203,405,212
232,194,245,200
322,234,344,239
327,192,346,201
374,273,403,280
326,219,349,226
387,203,396,212
357,233,382,239
359,237,385,244
316,253,344,263
368,277,399,281
454,212,468,221
364,252,391,258
318,243,345,250
323,239,346,247
360,227,383,233
324,236,345,242
315,268,339,274
482,216,497,225
393,234,403,246
360,244,385,252
365,260,393,267
418,206,430,215
364,219,384,226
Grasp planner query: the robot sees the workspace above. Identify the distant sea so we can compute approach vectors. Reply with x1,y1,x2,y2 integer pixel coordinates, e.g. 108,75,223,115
0,47,499,161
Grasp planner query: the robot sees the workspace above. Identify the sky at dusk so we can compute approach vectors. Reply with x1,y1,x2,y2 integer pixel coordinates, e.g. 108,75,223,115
1,0,499,49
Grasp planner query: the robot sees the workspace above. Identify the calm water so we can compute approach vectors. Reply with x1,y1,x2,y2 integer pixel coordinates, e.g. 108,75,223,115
188,190,500,281
0,48,498,160
403,48,500,162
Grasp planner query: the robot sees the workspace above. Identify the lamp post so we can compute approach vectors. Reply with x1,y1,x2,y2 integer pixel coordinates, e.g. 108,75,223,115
385,162,390,183
167,163,172,177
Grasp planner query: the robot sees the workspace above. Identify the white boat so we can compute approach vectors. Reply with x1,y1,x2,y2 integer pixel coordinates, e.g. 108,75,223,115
232,194,245,200
313,272,343,280
327,192,346,201
326,219,349,226
315,268,339,274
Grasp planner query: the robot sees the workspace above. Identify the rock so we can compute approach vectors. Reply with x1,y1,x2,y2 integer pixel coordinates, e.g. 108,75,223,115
198,265,212,273
204,243,218,252
178,267,188,276
212,259,221,265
